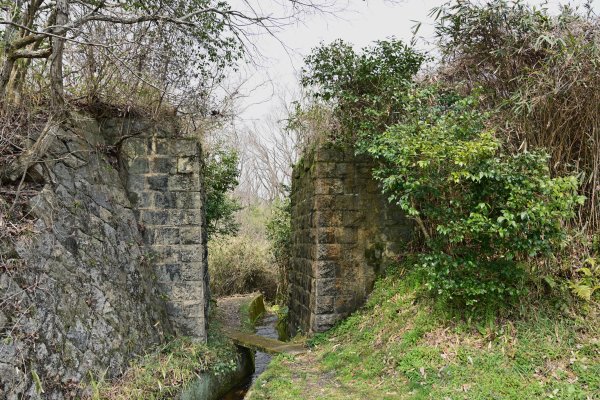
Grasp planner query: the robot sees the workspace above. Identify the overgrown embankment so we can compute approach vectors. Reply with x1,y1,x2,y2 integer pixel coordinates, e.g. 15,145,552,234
0,113,175,399
94,327,248,400
250,2,600,398
249,267,600,399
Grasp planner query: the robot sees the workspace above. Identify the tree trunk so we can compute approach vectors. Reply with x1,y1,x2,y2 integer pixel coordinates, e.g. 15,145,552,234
49,0,69,109
0,57,16,99
0,4,19,100
10,0,45,104
0,118,59,183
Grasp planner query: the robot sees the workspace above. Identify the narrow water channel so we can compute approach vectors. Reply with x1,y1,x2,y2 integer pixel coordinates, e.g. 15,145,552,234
221,313,281,400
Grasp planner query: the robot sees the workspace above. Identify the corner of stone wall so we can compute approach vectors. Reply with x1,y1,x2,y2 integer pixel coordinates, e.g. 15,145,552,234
289,144,413,336
119,123,209,341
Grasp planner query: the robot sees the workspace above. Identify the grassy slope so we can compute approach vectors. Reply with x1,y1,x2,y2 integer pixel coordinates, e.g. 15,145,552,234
248,268,600,400
93,307,245,400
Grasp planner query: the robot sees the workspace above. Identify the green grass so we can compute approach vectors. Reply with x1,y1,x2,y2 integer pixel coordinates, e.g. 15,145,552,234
92,326,240,400
248,268,600,400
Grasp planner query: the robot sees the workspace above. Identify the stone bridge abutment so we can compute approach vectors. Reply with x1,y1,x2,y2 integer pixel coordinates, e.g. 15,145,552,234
104,118,209,340
288,145,413,335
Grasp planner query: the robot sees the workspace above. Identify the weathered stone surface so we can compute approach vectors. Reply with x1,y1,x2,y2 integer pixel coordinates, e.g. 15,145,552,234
180,227,203,244
170,210,202,225
168,174,200,192
146,174,169,191
128,157,149,175
288,145,413,335
140,209,169,225
0,114,209,399
0,126,170,399
175,192,202,209
177,157,196,174
150,156,176,174
121,130,208,341
181,346,253,400
224,329,306,355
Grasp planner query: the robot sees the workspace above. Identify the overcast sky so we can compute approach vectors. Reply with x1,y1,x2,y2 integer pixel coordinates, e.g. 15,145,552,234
226,0,595,131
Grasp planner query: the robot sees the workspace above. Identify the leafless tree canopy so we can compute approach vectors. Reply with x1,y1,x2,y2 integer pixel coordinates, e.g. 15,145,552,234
237,117,300,202
0,0,346,113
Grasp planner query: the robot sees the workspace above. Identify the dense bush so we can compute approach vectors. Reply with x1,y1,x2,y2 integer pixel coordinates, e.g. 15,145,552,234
433,0,600,230
300,38,425,143
366,88,583,308
299,38,584,309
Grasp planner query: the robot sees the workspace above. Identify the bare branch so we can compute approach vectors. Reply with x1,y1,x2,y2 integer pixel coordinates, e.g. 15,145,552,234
12,47,52,58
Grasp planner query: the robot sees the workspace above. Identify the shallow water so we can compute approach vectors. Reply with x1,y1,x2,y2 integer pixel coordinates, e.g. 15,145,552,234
221,313,280,400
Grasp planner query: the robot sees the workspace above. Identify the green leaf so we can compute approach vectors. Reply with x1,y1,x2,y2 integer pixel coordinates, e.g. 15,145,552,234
570,282,592,301
32,369,44,394
543,275,556,289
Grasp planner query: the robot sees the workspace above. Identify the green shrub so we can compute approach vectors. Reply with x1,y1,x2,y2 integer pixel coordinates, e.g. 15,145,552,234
300,38,425,143
365,88,583,309
432,0,600,231
204,145,241,239
299,35,584,310
569,257,600,302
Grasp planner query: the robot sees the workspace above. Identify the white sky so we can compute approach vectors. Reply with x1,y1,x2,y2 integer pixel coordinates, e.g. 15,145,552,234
226,0,596,131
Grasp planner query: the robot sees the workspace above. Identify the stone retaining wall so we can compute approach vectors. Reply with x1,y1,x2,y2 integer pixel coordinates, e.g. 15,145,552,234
0,113,209,399
288,145,413,335
110,118,209,339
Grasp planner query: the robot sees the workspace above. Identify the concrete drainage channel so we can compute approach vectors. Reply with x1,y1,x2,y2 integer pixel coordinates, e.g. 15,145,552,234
179,348,254,400
180,294,291,400
221,312,282,399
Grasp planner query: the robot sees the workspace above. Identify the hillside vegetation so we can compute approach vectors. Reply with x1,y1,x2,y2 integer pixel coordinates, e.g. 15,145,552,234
250,1,600,398
249,266,600,399
289,0,600,312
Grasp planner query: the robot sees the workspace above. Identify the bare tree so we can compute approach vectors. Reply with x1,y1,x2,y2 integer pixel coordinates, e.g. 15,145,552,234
0,0,347,109
49,0,69,109
234,91,302,202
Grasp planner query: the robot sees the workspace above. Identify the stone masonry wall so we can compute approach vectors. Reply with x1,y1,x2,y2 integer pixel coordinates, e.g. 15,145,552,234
0,112,208,399
115,118,209,339
288,145,413,335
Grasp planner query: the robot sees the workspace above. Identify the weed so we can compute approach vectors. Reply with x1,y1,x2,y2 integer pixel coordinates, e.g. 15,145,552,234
93,326,239,400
